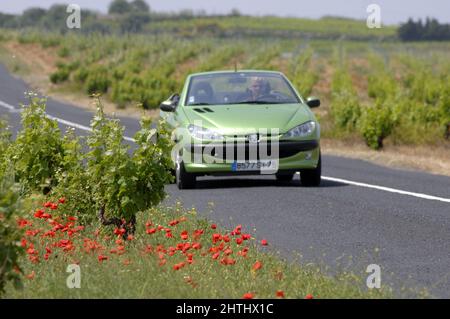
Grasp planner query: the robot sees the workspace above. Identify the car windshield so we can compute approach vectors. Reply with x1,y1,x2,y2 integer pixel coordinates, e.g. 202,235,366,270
185,72,300,106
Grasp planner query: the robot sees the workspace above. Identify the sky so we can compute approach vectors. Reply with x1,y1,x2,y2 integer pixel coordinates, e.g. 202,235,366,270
1,0,449,25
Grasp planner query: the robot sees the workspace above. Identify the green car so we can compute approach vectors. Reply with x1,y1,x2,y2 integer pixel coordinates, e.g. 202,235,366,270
160,70,321,189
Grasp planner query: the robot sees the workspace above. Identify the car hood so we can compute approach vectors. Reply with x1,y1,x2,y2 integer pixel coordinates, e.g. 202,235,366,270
182,104,312,135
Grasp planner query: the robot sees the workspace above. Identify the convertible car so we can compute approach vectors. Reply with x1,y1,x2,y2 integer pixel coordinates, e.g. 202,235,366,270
160,70,321,189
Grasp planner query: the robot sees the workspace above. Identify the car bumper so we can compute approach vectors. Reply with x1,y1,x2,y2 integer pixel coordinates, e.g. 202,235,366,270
181,140,320,174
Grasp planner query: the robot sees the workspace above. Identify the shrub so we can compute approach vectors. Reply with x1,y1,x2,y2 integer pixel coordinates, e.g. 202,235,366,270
10,96,65,193
84,99,173,231
49,68,69,84
0,172,24,295
330,90,361,131
359,102,395,150
85,67,110,94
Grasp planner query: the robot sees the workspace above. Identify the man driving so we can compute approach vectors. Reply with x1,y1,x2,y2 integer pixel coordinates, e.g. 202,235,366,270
247,77,270,101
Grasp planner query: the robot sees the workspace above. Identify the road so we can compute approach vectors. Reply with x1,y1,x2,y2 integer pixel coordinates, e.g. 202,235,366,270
1,63,449,298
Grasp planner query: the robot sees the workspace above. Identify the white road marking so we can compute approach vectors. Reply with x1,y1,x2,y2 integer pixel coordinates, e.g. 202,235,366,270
321,176,450,203
0,99,135,142
2,98,450,203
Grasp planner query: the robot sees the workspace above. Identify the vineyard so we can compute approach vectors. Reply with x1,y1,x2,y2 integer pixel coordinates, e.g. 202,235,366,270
0,28,448,150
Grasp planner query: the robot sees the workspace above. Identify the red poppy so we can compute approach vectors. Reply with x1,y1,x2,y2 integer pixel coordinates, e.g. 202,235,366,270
252,261,262,271
98,255,108,262
211,224,217,229
145,221,152,228
43,202,52,208
180,230,189,240
212,252,220,260
235,238,243,245
224,248,233,256
223,235,230,243
261,239,268,246
34,209,44,218
50,203,58,210
305,294,314,299
67,216,77,221
242,234,251,241
276,290,285,298
169,220,179,227
26,271,35,280
146,228,157,234
58,197,66,204
192,242,202,250
127,234,134,241
114,228,126,236
242,293,254,299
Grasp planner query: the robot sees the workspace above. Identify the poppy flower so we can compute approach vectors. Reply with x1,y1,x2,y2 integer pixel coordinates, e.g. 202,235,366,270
127,234,134,241
123,259,131,266
145,221,152,228
67,216,77,221
114,228,126,236
169,220,179,227
146,228,157,234
50,203,58,210
34,209,44,218
276,290,285,298
58,197,66,204
211,224,217,229
242,293,254,299
261,239,268,246
305,294,314,299
242,234,251,240
223,235,230,243
235,238,243,245
224,248,233,256
43,202,52,208
252,261,262,271
26,271,35,280
212,252,220,260
159,259,167,266
165,231,173,238
98,255,108,262
192,242,202,250
180,230,189,240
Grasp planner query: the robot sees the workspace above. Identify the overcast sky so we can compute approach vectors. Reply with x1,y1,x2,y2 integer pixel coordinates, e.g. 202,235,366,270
1,0,449,25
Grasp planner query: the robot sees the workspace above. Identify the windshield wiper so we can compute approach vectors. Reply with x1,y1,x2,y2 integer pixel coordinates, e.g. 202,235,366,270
233,101,283,105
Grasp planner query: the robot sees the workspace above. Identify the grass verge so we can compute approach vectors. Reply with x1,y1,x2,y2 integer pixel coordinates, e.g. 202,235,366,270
4,196,394,299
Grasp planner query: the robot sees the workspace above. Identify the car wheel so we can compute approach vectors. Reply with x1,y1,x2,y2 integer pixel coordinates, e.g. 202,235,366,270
176,159,196,189
300,153,321,187
275,173,294,182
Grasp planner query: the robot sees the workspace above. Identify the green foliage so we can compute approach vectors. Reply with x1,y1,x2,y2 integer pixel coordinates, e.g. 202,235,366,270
0,172,24,295
10,96,65,193
359,102,395,150
331,90,361,131
290,49,319,97
84,99,173,224
85,66,110,94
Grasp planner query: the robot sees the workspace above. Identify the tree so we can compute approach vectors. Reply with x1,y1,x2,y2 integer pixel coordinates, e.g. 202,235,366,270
108,0,132,15
20,7,47,27
131,0,150,13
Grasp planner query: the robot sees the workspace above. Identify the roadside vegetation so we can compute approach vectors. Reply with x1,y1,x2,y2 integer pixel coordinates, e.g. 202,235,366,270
0,98,399,298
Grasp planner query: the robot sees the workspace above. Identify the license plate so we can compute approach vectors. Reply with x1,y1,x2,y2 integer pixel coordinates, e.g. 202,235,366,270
231,160,278,172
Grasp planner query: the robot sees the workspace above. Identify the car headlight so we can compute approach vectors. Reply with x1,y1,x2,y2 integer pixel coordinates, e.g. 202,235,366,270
283,121,316,138
187,124,223,141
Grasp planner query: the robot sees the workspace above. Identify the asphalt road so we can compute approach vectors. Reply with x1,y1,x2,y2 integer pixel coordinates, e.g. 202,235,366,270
1,63,449,298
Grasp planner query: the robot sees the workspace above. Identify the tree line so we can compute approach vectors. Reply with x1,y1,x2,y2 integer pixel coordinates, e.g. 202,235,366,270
398,18,450,41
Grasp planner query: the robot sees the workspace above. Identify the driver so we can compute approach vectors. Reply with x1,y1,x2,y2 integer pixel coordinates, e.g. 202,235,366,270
248,77,270,101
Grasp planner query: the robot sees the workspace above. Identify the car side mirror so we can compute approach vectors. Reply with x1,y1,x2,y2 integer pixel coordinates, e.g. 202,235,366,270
306,96,320,108
160,94,179,112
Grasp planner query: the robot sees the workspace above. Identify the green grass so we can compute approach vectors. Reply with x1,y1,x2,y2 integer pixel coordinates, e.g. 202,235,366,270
3,196,398,299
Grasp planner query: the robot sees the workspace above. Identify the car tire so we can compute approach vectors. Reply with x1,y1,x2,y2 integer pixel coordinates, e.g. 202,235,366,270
176,160,196,189
300,153,321,187
275,173,294,182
